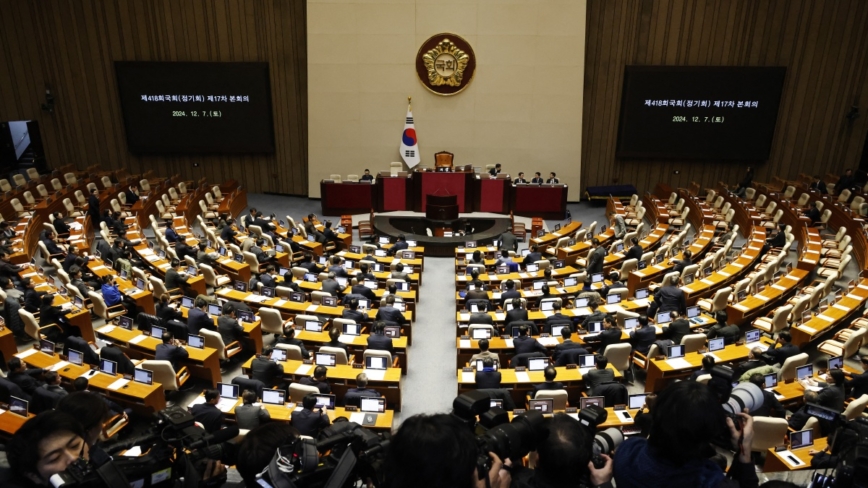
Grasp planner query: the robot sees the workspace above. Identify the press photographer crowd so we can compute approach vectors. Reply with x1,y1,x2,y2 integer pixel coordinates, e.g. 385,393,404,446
1,379,866,488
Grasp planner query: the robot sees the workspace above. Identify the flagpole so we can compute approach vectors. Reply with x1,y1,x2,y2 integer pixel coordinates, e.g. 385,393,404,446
408,96,412,112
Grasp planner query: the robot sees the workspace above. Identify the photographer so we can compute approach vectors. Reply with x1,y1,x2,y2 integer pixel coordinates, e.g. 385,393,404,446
613,381,758,488
236,424,300,486
385,413,511,488
512,413,613,488
7,411,88,488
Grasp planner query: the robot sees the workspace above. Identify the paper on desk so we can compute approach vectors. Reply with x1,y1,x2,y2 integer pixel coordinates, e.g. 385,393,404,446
217,398,237,412
457,276,467,281
701,279,715,285
350,412,367,425
295,365,312,375
541,311,554,317
22,272,38,278
302,303,317,311
833,304,850,312
248,295,268,303
755,295,770,302
50,361,70,371
98,325,116,334
366,369,386,381
69,222,83,231
504,339,514,348
580,367,593,376
494,313,505,321
129,335,148,344
557,288,567,294
91,265,107,272
797,325,817,334
145,255,160,262
816,315,834,322
616,411,634,423
772,284,786,291
459,313,470,321
338,335,355,344
157,263,170,270
122,446,143,457
139,248,154,256
107,378,130,390
538,337,560,346
719,271,731,277
461,372,475,383
665,358,693,369
15,348,38,358
605,305,623,313
732,304,748,311
492,292,502,300
633,299,651,307
459,340,471,349
299,240,309,245
847,293,861,300
515,372,530,382
519,273,530,279
779,451,806,468
78,369,98,379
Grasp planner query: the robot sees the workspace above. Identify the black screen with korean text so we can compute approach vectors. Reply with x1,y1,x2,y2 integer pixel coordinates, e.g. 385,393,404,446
616,66,786,160
115,62,274,153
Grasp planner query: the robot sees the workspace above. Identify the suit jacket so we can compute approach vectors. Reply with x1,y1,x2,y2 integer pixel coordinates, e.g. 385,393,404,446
654,286,686,314
276,337,310,359
500,232,519,252
630,327,657,355
8,368,44,395
191,403,225,433
260,273,277,289
585,368,615,390
344,387,382,406
187,308,214,335
155,343,189,370
165,268,188,290
596,328,623,354
465,289,489,302
475,370,502,389
235,403,271,430
806,207,821,224
544,313,572,333
663,319,691,345
587,247,607,274
321,279,342,296
341,309,365,324
514,336,547,356
504,308,529,329
469,350,501,366
846,371,868,398
500,290,522,308
523,252,542,266
625,244,643,263
531,381,565,398
768,343,800,366
250,357,284,386
753,390,786,418
367,333,394,354
299,376,331,394
376,306,406,325
217,316,245,345
100,345,135,376
220,226,237,241
552,340,588,362
156,302,184,325
817,384,845,412
291,408,331,437
733,359,766,381
531,177,544,184
53,219,71,236
165,228,181,243
389,241,409,256
351,284,376,301
470,312,494,325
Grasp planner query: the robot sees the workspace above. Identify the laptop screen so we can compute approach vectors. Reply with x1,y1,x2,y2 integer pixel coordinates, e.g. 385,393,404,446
551,324,568,337
322,296,338,307
790,430,813,450
540,300,554,311
208,304,222,317
763,373,778,389
384,325,401,338
314,394,336,410
526,264,539,273
796,364,813,380
289,292,305,303
9,396,28,416
218,383,239,399
490,399,503,409
533,281,546,291
304,273,317,282
237,311,255,323
68,349,83,366
686,306,700,319
133,368,153,385
364,280,378,290
828,356,843,371
118,316,134,329
667,345,685,359
574,297,589,308
528,358,548,371
40,339,55,354
628,394,647,410
343,323,360,336
635,288,649,299
315,353,336,367
591,273,604,283
365,355,387,370
235,281,248,292
261,287,275,298
656,311,671,324
471,328,492,340
708,337,725,352
607,294,621,304
374,249,388,257
361,396,386,413
624,318,639,330
262,389,286,405
100,359,117,376
270,349,287,362
745,329,761,344
181,296,194,308
579,354,596,368
188,335,205,349
476,359,498,371
151,325,166,340
580,396,605,410
305,320,323,332
587,322,603,333
564,277,578,287
528,398,554,413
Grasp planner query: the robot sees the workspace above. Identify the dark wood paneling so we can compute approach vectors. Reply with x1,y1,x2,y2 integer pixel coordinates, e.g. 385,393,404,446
582,0,868,196
0,0,307,195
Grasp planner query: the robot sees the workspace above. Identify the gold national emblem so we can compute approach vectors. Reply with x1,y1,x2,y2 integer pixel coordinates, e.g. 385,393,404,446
416,34,476,96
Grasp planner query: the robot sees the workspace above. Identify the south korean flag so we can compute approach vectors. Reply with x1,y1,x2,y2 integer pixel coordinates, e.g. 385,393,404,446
399,108,421,168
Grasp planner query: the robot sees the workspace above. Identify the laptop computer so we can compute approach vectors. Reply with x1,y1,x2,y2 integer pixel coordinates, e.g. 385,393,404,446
687,306,701,322
270,348,287,362
490,399,503,409
188,334,205,349
745,329,761,344
628,394,647,410
708,337,725,352
304,320,324,333
623,318,639,330
587,322,603,333
342,322,361,336
151,325,166,340
540,300,555,311
366,355,388,370
591,273,604,284
564,277,578,287
635,288,649,300
578,354,596,369
471,328,492,340
322,296,338,307
607,294,621,304
526,263,539,273
133,368,153,385
551,324,569,337
289,292,305,303
580,396,605,410
528,398,554,413
261,287,275,298
9,396,28,416
667,345,685,359
237,310,255,323
361,396,386,413
796,364,813,380
574,297,590,308
763,373,779,390
100,358,118,376
181,296,194,309
118,316,134,330
262,389,286,406
216,383,240,411
208,304,222,317
384,325,401,338
789,429,814,450
315,394,337,410
40,339,55,355
528,357,548,371
828,356,844,371
68,349,84,366
656,311,672,324
315,353,336,367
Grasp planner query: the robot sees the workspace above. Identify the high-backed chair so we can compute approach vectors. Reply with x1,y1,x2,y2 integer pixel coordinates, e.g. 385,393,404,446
604,343,632,376
363,349,397,369
19,309,60,343
749,417,789,452
141,360,189,392
319,346,350,365
274,343,304,361
533,389,568,410
259,307,290,336
200,329,243,361
843,394,868,421
753,305,792,334
434,151,454,168
697,286,732,313
680,334,707,354
778,353,809,382
817,328,866,358
88,291,126,321
290,383,320,403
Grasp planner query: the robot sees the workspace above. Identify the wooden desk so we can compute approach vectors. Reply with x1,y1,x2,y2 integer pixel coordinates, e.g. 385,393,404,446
0,326,18,369
644,340,773,392
726,269,809,325
240,357,404,411
763,437,827,472
680,229,766,306
602,224,669,273
296,329,408,375
17,349,166,414
0,408,34,438
627,225,716,296
177,307,264,354
789,279,868,347
86,258,157,316
95,324,221,387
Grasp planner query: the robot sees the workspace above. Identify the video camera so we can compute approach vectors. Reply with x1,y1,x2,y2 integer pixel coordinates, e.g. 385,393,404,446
50,406,236,488
811,417,868,488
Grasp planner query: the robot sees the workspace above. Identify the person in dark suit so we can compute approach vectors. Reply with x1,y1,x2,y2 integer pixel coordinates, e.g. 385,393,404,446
235,389,271,430
522,245,542,266
291,393,331,437
788,390,831,436
662,311,691,345
217,303,246,349
7,357,44,396
155,330,189,371
625,237,643,263
544,302,572,334
464,280,489,302
629,316,657,356
837,168,855,194
513,172,528,184
360,169,374,182
804,201,822,225
351,273,377,301
124,184,140,206
504,298,528,330
499,230,519,252
187,298,214,335
747,373,786,418
531,172,544,184
580,302,607,330
220,218,238,242
242,208,257,229
845,356,868,398
367,321,394,354
499,280,522,309
277,327,310,359
156,293,184,327
300,366,331,394
600,271,627,301
812,369,846,412
706,310,740,345
322,221,340,249
588,315,622,354
715,224,734,246
251,347,286,387
389,235,409,256
689,355,717,381
299,254,323,274
344,373,382,406
100,341,135,376
341,298,366,324
469,339,501,365
164,222,181,244
38,293,73,342
323,326,350,356
357,263,377,282
52,212,71,237
488,163,502,177
810,175,827,194
552,327,588,363
531,366,565,397
514,324,547,356
469,301,494,326
672,249,692,276
734,166,753,197
87,188,101,228
546,172,559,184
586,238,606,275
652,280,687,315
165,259,190,293
321,273,343,296
733,347,767,380
191,389,225,433
766,331,799,366
475,358,501,389
376,295,407,325
259,265,279,289
585,355,615,392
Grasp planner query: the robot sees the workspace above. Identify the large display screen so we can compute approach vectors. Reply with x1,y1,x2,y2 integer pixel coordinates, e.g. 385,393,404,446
616,66,786,160
115,62,274,153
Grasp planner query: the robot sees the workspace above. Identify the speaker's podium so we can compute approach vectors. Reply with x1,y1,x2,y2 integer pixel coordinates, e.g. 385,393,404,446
426,194,458,221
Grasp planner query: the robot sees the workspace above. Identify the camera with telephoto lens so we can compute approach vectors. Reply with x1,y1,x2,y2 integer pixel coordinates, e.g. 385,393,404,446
575,404,624,468
709,365,764,431
254,420,390,488
809,417,868,488
49,406,234,488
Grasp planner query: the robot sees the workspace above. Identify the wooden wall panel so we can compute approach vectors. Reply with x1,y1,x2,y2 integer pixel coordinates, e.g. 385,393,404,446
0,0,307,195
582,0,868,195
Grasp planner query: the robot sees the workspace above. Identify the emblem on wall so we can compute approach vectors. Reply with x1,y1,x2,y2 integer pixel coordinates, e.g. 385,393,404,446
416,34,476,96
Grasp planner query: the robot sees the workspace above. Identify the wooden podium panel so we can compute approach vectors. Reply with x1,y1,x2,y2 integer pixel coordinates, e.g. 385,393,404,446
477,178,509,213
426,194,458,220
417,171,473,212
